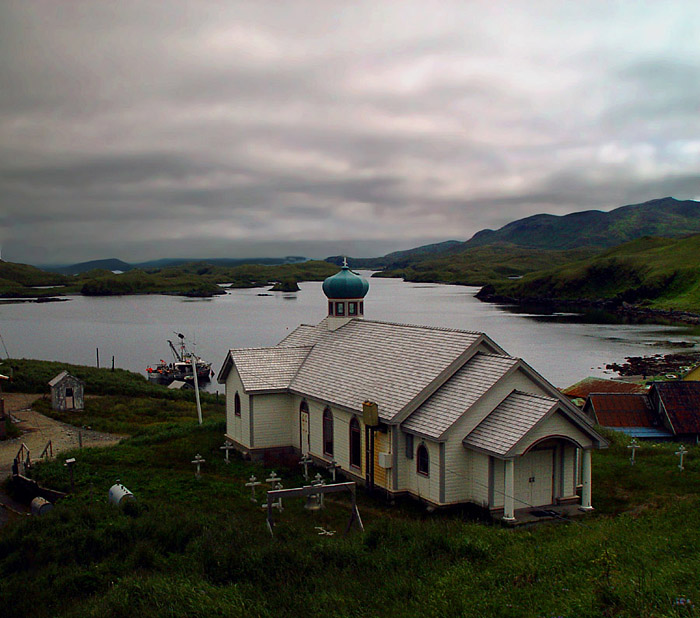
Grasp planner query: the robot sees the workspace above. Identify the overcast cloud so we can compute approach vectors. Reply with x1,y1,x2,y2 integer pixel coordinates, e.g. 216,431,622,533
1,1,699,264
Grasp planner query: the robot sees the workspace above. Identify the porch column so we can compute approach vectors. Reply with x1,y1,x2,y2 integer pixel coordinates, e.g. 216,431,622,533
503,458,516,521
580,448,594,511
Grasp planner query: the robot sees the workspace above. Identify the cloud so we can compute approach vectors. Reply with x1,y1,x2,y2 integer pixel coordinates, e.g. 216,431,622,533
1,1,699,263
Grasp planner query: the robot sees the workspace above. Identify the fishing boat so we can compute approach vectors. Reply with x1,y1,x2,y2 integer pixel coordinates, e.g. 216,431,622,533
147,333,213,386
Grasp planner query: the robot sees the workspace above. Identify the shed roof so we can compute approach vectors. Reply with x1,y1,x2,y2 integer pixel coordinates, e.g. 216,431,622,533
402,353,519,439
462,391,559,457
586,393,658,428
654,381,700,435
561,377,647,399
48,370,83,387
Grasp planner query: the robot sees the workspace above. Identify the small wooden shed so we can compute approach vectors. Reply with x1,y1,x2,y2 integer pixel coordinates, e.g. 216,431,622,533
49,371,84,411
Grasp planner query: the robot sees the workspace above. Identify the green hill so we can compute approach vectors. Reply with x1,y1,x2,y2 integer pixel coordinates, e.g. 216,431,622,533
466,197,700,250
485,234,700,313
373,243,597,286
0,261,69,297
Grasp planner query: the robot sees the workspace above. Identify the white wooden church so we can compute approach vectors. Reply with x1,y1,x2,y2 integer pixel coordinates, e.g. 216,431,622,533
218,264,606,520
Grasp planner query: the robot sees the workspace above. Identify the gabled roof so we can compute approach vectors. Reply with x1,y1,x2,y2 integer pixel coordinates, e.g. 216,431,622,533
653,381,700,435
48,370,83,387
586,393,658,428
462,391,559,457
402,353,519,439
288,319,492,422
221,346,312,393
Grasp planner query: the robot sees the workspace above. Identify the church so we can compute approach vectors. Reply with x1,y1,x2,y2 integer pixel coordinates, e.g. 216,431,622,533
217,263,606,521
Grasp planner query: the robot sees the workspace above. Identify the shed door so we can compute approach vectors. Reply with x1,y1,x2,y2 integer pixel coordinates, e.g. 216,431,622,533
515,449,554,508
300,409,310,456
65,387,74,410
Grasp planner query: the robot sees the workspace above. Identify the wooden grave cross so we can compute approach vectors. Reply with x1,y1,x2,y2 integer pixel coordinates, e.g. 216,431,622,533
299,454,313,481
675,445,688,472
245,474,262,503
327,459,341,482
219,441,236,464
627,439,640,465
191,453,205,480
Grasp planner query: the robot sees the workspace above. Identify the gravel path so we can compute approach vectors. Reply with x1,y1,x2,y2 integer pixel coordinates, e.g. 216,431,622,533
0,393,123,478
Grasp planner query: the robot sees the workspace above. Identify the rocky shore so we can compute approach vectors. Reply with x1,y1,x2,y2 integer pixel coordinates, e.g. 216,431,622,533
605,351,700,378
475,286,700,326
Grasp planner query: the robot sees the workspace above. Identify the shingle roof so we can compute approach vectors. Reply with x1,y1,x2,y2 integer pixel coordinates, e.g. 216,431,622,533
277,322,329,348
229,346,311,393
463,390,558,457
654,381,700,434
586,393,658,428
402,353,519,439
288,319,484,421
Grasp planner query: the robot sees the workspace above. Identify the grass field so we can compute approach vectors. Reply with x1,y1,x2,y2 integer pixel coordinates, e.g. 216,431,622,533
2,397,700,617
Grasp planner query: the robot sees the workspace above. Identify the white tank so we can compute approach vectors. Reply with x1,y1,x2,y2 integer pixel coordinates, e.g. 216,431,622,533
31,496,53,516
108,483,135,506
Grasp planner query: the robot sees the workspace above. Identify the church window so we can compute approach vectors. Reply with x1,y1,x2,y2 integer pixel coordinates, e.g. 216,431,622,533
350,417,361,468
348,302,357,316
328,301,333,315
234,392,241,417
323,407,334,456
335,302,345,316
359,301,364,314
417,444,429,476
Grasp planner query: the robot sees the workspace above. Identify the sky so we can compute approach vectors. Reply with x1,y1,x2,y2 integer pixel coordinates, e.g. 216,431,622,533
1,1,699,265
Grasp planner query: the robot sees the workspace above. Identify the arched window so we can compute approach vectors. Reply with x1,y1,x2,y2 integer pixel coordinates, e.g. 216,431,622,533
323,407,334,456
349,417,361,469
234,392,241,417
417,444,429,476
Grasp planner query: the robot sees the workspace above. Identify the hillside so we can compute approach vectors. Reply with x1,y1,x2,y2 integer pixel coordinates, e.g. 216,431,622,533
373,243,597,286
0,261,69,298
481,234,700,314
331,197,700,285
466,197,700,250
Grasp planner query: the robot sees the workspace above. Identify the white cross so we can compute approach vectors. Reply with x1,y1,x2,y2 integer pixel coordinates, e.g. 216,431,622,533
299,454,313,481
343,256,348,267
675,445,688,472
312,473,325,507
327,459,341,482
628,439,640,465
245,474,262,502
269,481,284,511
191,454,205,479
266,471,282,487
219,441,235,464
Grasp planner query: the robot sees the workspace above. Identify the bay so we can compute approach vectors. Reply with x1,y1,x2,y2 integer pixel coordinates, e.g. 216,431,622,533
1,274,698,390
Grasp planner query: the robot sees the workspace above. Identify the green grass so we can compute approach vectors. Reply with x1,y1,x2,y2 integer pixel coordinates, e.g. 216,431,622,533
32,395,225,437
2,401,700,617
492,234,700,313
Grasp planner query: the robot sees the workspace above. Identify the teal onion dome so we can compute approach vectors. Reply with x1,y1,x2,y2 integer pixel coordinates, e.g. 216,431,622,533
322,264,369,299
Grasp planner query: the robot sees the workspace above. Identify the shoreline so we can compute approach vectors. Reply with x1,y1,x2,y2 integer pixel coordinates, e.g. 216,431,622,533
474,287,700,327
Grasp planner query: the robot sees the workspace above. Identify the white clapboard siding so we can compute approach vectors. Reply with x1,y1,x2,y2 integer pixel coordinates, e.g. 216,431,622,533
403,439,441,504
441,368,546,504
252,393,295,448
226,369,249,446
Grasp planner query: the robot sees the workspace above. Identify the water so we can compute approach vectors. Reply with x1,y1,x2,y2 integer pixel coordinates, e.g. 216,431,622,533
1,275,698,389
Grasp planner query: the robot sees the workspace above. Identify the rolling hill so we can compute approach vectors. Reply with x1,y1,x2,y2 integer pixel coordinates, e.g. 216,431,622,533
481,234,700,314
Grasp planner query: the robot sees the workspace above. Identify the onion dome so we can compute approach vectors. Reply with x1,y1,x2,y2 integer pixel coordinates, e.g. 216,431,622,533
322,260,369,299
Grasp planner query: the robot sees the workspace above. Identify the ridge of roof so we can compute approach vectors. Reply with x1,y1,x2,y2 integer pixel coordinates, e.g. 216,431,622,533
359,318,485,336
